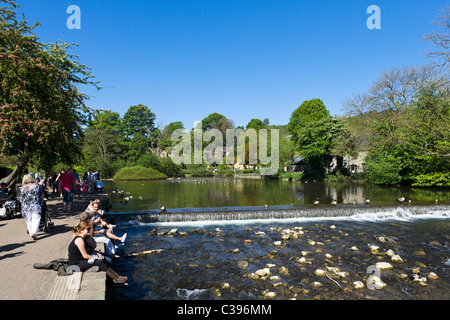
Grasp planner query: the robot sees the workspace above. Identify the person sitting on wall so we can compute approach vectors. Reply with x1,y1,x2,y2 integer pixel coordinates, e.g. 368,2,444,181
68,220,127,284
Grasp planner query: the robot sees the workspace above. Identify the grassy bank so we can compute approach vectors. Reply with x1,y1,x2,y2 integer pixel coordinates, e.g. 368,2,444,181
113,166,167,181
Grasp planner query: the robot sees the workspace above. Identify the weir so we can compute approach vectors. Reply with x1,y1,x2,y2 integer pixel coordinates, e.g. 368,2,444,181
104,205,450,224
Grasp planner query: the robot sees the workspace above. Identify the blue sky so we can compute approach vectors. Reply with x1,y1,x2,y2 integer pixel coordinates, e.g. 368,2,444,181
16,0,448,129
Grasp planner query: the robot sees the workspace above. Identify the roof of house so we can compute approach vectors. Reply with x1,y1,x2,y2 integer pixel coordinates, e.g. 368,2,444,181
292,155,306,165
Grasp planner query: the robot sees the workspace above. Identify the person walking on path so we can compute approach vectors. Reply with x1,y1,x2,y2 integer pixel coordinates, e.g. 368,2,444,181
59,168,76,214
87,169,96,194
20,174,45,240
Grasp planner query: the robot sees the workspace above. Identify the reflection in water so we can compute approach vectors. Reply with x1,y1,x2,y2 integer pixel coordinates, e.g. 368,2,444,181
104,179,449,213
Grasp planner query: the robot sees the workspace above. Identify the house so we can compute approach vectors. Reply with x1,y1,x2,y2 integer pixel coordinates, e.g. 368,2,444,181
285,155,308,172
286,152,367,174
203,146,234,163
343,151,367,173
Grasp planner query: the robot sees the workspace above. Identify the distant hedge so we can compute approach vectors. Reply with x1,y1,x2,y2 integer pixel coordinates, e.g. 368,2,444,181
113,166,167,181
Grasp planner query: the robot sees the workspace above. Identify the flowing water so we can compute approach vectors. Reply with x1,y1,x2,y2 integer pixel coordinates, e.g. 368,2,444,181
101,178,450,300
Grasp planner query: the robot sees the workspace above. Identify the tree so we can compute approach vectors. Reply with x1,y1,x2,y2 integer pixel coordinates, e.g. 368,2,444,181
125,133,148,163
89,110,124,135
400,83,450,183
122,104,156,138
294,117,337,166
288,99,331,162
161,121,184,148
200,113,234,134
159,157,182,177
136,152,160,170
0,1,98,186
278,137,296,173
424,5,450,68
82,111,126,177
288,99,330,145
246,118,264,131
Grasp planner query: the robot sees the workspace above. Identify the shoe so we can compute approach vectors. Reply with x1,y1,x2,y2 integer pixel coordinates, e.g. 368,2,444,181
121,233,127,243
33,262,54,269
67,210,72,214
106,268,128,284
31,234,37,240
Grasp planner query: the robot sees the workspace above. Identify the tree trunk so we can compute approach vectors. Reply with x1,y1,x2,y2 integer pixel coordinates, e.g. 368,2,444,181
0,152,29,188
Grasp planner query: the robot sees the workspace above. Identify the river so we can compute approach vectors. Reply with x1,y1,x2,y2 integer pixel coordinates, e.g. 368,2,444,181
101,178,450,300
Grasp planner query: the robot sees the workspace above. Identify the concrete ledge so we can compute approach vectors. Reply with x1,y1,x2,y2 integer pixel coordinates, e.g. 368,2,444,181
47,272,82,300
79,271,106,300
47,271,106,300
47,243,107,300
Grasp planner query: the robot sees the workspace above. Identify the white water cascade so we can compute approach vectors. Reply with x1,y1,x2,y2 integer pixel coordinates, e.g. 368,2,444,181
106,205,450,225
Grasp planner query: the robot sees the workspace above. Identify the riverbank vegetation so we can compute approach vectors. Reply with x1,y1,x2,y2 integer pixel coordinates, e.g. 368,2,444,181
0,1,448,186
113,166,167,181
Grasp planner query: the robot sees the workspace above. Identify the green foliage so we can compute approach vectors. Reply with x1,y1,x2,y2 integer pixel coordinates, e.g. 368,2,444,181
361,81,450,186
125,133,148,162
288,99,330,144
215,168,234,177
123,104,156,138
278,137,296,170
159,157,183,177
0,1,98,184
136,153,183,177
136,153,160,170
325,172,348,182
81,110,128,178
280,171,303,180
113,166,167,181
411,172,450,187
161,121,184,147
287,99,356,176
294,117,333,165
90,111,124,135
365,154,403,185
246,118,264,130
200,113,233,134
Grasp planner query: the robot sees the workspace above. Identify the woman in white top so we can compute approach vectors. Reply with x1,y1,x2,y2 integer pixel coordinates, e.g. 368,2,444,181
20,174,45,240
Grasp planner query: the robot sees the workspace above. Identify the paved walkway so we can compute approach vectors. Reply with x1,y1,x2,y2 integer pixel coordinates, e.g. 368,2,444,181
0,192,107,300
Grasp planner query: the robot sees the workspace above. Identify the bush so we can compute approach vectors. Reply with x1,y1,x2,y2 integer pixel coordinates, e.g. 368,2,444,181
136,153,160,171
292,172,303,180
113,166,167,180
326,172,347,182
350,172,367,181
281,172,293,180
159,157,183,177
411,172,450,187
365,156,402,185
216,169,234,177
